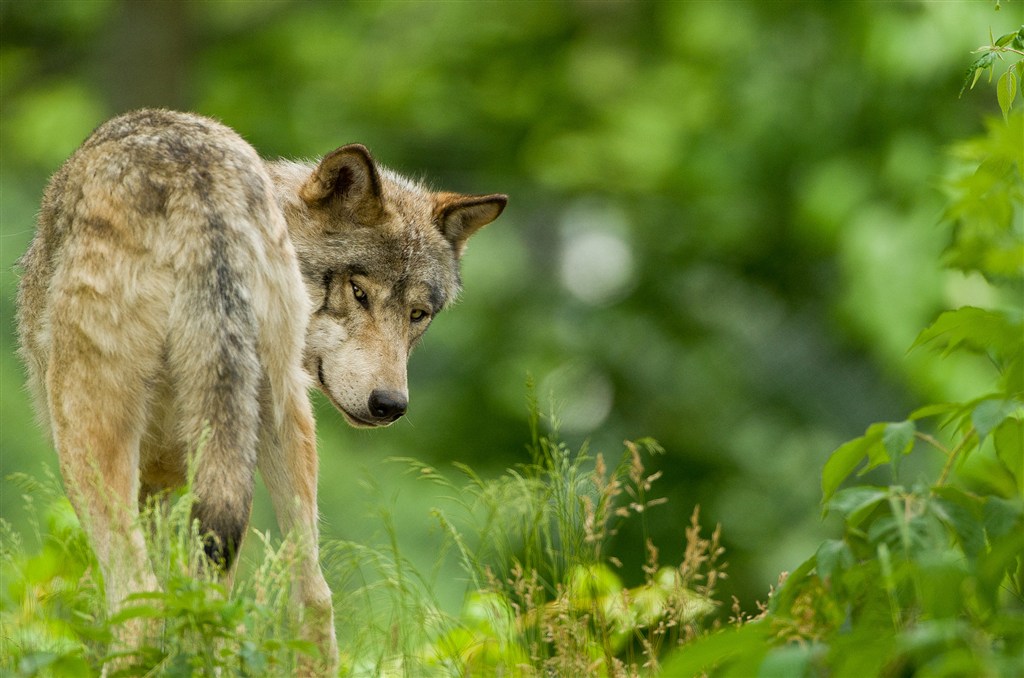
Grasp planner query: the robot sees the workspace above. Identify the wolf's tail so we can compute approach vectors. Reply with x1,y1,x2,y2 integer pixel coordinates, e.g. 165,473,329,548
166,207,263,570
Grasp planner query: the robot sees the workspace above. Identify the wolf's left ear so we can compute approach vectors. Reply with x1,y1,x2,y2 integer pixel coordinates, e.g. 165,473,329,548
434,193,508,258
300,144,384,223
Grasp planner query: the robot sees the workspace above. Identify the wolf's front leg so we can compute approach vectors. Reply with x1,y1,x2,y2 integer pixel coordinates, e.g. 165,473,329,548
259,391,338,676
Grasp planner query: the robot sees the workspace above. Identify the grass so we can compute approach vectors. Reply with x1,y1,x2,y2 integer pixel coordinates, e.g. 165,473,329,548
0,403,727,677
1,469,314,676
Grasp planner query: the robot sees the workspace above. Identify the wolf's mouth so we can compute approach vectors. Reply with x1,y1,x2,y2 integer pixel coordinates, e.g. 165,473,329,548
339,408,378,428
316,358,382,428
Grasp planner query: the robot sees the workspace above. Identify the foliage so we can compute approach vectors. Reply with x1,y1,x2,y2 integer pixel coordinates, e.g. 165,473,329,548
322,408,725,676
0,471,315,676
1,2,1013,611
1,4,1023,676
1,421,727,677
2,63,1020,678
663,44,1024,678
963,25,1024,121
0,474,97,676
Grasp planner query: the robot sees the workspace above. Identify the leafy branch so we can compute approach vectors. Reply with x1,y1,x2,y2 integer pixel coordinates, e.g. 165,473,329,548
963,26,1024,119
666,20,1024,677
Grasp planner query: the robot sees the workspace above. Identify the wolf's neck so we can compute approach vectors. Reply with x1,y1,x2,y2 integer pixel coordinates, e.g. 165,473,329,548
264,158,318,240
265,159,313,207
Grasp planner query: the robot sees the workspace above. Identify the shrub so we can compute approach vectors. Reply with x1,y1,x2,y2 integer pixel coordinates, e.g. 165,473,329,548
662,28,1024,678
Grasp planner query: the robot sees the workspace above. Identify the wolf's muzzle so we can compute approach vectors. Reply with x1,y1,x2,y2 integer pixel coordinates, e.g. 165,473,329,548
368,389,407,423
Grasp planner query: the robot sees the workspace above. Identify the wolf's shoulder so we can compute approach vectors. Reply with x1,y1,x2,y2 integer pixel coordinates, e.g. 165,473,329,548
32,110,280,258
71,109,260,171
84,109,247,150
46,109,272,221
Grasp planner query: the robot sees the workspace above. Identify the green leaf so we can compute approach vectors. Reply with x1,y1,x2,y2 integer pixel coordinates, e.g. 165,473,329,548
18,652,61,674
996,31,1018,47
826,486,889,527
912,307,1020,362
972,398,1019,443
867,514,905,551
821,425,886,503
822,438,872,503
285,639,320,658
972,66,986,91
978,529,1024,610
910,402,958,421
49,655,91,677
931,487,985,557
993,417,1024,493
758,644,817,678
768,553,819,615
883,420,916,457
983,496,1023,540
815,539,853,584
962,53,995,95
998,70,1018,120
660,623,771,677
962,52,997,96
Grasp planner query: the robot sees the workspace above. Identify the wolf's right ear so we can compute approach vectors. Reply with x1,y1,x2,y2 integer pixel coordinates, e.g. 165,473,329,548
434,193,508,258
299,144,384,223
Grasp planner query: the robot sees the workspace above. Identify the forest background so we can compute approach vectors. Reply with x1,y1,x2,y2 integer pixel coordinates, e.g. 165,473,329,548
1,0,1020,619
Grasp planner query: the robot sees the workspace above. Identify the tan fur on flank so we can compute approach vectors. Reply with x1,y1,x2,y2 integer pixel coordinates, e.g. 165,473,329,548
16,109,506,675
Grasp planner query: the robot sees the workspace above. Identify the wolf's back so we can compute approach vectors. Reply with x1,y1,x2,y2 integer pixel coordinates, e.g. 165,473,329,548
16,109,305,567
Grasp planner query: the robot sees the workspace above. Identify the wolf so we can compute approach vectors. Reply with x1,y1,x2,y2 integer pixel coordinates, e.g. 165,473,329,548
15,108,506,674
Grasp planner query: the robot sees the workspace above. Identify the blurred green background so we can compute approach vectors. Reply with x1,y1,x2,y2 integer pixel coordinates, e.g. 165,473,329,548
1,1,1018,613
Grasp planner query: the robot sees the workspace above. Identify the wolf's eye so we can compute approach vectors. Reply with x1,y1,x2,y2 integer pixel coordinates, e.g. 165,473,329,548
351,282,368,307
410,309,429,323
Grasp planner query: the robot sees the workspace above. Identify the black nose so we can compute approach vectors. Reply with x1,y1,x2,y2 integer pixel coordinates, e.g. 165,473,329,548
368,389,408,422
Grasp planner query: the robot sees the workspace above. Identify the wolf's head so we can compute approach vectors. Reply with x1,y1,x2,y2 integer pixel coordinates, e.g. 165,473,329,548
272,145,506,428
